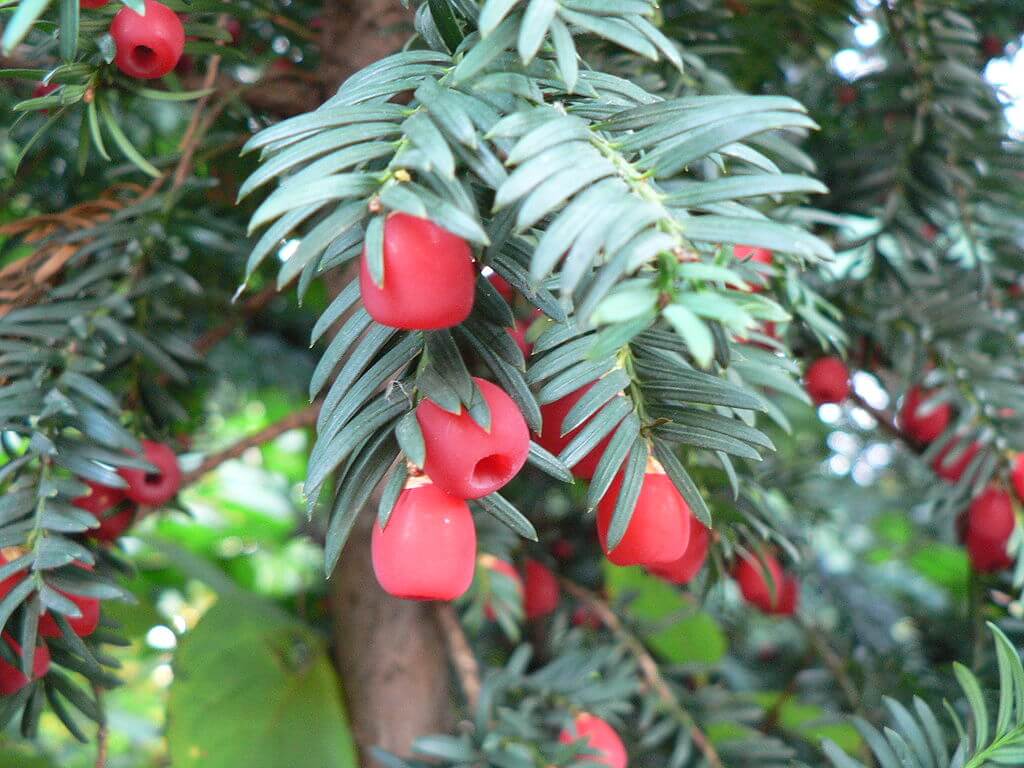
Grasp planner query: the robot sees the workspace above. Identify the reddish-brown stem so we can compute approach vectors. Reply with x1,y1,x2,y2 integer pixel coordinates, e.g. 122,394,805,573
559,578,724,768
192,284,280,355
849,390,920,450
433,602,482,710
179,402,321,487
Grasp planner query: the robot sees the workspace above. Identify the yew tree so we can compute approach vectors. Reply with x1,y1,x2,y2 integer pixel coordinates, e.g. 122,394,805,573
1,1,1024,767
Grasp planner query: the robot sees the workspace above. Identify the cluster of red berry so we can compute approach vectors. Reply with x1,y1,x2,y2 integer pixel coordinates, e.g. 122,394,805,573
0,439,180,697
364,216,801,628
803,357,1018,574
362,214,530,601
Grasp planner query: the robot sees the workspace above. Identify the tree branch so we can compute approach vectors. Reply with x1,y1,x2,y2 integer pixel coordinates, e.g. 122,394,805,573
433,602,482,711
192,284,280,355
849,390,920,450
92,682,108,768
560,578,724,768
796,614,863,716
179,402,321,487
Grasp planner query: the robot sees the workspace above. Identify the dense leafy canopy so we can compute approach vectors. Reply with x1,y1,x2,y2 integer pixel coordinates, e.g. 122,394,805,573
1,0,1023,766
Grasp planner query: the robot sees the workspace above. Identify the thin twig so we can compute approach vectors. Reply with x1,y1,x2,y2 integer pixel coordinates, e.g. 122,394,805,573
433,602,482,710
179,401,320,487
560,578,725,768
849,390,919,449
192,284,280,355
796,614,863,716
92,682,108,768
169,17,226,195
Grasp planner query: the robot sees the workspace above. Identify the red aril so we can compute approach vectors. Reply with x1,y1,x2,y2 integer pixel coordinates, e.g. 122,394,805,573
371,479,476,601
416,378,529,499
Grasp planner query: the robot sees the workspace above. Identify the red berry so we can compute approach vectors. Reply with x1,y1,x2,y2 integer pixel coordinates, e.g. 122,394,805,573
536,384,620,480
964,486,1015,573
804,357,850,405
38,563,100,639
118,440,181,507
551,538,575,561
837,85,857,105
571,605,602,630
734,245,773,264
982,34,1004,58
1013,455,1024,502
224,17,242,44
921,223,938,242
648,516,710,585
523,559,560,619
899,387,951,444
932,439,980,483
733,245,773,293
72,482,136,541
0,635,50,695
32,82,58,99
481,556,522,621
558,713,628,768
488,273,514,303
371,479,476,601
95,505,137,542
0,555,25,602
596,464,690,567
359,213,475,330
775,575,800,616
110,0,185,80
416,378,529,499
81,0,110,7
734,552,788,614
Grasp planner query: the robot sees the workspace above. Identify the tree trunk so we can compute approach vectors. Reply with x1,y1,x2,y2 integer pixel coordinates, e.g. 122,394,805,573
315,5,451,765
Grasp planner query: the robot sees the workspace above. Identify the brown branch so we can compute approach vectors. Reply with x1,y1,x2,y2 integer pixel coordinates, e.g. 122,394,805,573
192,284,280,355
849,390,921,450
179,401,321,487
560,578,724,768
169,18,226,195
795,614,863,716
433,602,482,710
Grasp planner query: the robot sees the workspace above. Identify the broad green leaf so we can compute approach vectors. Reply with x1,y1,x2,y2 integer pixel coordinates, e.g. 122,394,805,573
168,599,357,768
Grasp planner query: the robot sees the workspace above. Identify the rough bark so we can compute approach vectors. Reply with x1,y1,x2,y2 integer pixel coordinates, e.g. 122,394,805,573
316,5,451,765
326,514,452,764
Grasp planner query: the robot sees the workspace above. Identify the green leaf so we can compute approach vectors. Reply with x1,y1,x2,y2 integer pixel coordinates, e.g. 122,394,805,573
377,462,408,529
663,305,714,368
652,438,712,527
604,564,727,665
557,8,658,60
474,493,538,540
604,437,645,550
665,174,827,207
989,622,1024,738
519,0,557,63
953,663,988,752
395,411,426,469
681,216,834,263
525,441,573,482
59,0,79,61
2,0,52,54
452,17,518,83
97,96,160,178
428,0,464,52
168,599,358,768
549,17,578,92
587,414,640,509
479,0,520,36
